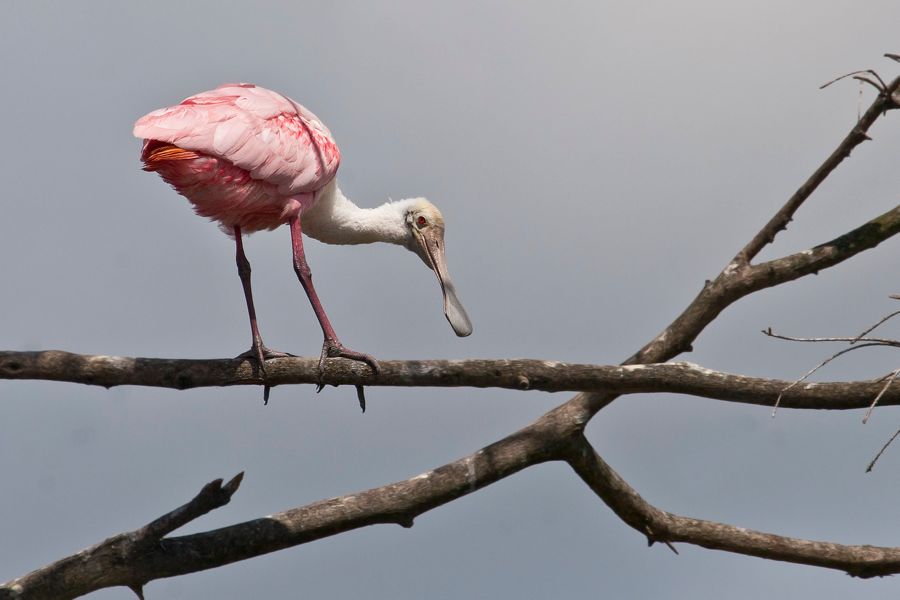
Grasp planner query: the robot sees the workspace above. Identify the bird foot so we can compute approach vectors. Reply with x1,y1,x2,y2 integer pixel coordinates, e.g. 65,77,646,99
317,340,380,412
319,341,381,374
235,345,296,363
236,344,296,405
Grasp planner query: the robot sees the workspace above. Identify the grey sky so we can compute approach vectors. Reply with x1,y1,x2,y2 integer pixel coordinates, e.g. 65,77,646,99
2,1,900,598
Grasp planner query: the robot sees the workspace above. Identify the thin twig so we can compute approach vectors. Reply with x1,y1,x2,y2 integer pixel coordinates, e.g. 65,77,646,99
853,75,886,95
820,70,882,90
851,309,900,343
762,304,900,424
767,306,900,416
866,428,900,472
862,369,900,424
772,343,891,416
763,329,900,346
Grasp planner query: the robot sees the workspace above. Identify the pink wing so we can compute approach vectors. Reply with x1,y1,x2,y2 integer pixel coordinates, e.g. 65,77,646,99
133,84,340,195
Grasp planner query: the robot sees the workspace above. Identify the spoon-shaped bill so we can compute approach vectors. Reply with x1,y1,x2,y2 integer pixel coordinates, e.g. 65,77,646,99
440,278,473,337
417,227,473,337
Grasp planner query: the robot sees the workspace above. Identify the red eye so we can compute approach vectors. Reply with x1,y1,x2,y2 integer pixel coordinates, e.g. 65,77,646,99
416,216,427,227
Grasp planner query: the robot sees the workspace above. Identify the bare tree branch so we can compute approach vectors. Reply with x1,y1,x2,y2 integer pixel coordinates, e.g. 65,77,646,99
820,69,888,92
863,368,900,423
3,66,900,598
621,75,900,374
565,436,900,578
762,330,900,346
733,75,900,265
7,384,900,599
0,475,244,600
5,353,900,410
771,342,895,415
618,201,900,387
763,310,900,416
0,402,581,600
750,204,900,284
853,307,900,342
867,428,900,472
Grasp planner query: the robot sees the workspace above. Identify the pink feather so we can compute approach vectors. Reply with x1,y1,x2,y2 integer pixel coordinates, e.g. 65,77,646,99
134,83,340,233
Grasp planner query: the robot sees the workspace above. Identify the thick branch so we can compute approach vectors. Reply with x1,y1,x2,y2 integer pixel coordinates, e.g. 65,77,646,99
545,76,900,581
8,377,900,598
568,203,900,418
5,352,900,410
566,436,900,578
627,203,900,370
751,204,900,285
0,401,585,599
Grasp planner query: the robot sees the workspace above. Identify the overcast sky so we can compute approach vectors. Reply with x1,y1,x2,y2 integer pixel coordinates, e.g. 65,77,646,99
2,1,900,598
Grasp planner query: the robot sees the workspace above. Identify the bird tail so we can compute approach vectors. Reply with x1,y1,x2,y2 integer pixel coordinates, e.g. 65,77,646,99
140,140,200,172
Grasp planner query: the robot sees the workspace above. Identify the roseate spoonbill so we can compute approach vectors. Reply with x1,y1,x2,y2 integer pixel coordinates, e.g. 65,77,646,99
134,83,472,405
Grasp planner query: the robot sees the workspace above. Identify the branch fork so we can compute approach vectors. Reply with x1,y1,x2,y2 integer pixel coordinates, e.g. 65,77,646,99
4,62,900,598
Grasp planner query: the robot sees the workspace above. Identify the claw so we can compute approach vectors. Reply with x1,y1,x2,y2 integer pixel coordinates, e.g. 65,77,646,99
236,344,294,405
317,339,379,412
355,385,366,412
235,345,295,362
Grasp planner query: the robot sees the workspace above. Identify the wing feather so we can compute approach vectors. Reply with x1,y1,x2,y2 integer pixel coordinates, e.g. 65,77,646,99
133,84,340,195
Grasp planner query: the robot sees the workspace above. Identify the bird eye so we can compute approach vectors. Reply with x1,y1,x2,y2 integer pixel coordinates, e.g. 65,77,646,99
416,215,427,227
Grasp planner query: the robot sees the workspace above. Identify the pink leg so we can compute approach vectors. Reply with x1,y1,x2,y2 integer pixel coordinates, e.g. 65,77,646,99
289,217,379,408
234,225,292,403
235,225,266,361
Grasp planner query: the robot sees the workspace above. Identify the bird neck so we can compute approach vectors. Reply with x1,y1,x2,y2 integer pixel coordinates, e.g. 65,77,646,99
302,182,411,246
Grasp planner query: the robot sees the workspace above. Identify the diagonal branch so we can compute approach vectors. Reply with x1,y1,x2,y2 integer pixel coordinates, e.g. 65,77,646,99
139,473,244,542
749,204,900,285
732,75,900,266
565,436,900,578
0,401,585,599
0,474,244,600
622,203,900,376
13,410,900,600
623,71,900,371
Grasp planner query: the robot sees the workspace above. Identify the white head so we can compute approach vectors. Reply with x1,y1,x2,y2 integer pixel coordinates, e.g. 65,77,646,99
401,199,473,337
302,186,473,337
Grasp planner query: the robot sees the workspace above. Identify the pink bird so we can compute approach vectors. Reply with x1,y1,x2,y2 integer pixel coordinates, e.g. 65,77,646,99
134,83,472,404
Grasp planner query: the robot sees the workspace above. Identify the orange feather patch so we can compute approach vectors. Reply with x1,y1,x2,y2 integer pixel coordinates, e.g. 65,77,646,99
144,144,200,163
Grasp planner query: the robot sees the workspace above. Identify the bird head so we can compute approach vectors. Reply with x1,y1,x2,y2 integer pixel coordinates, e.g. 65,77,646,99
403,199,473,337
